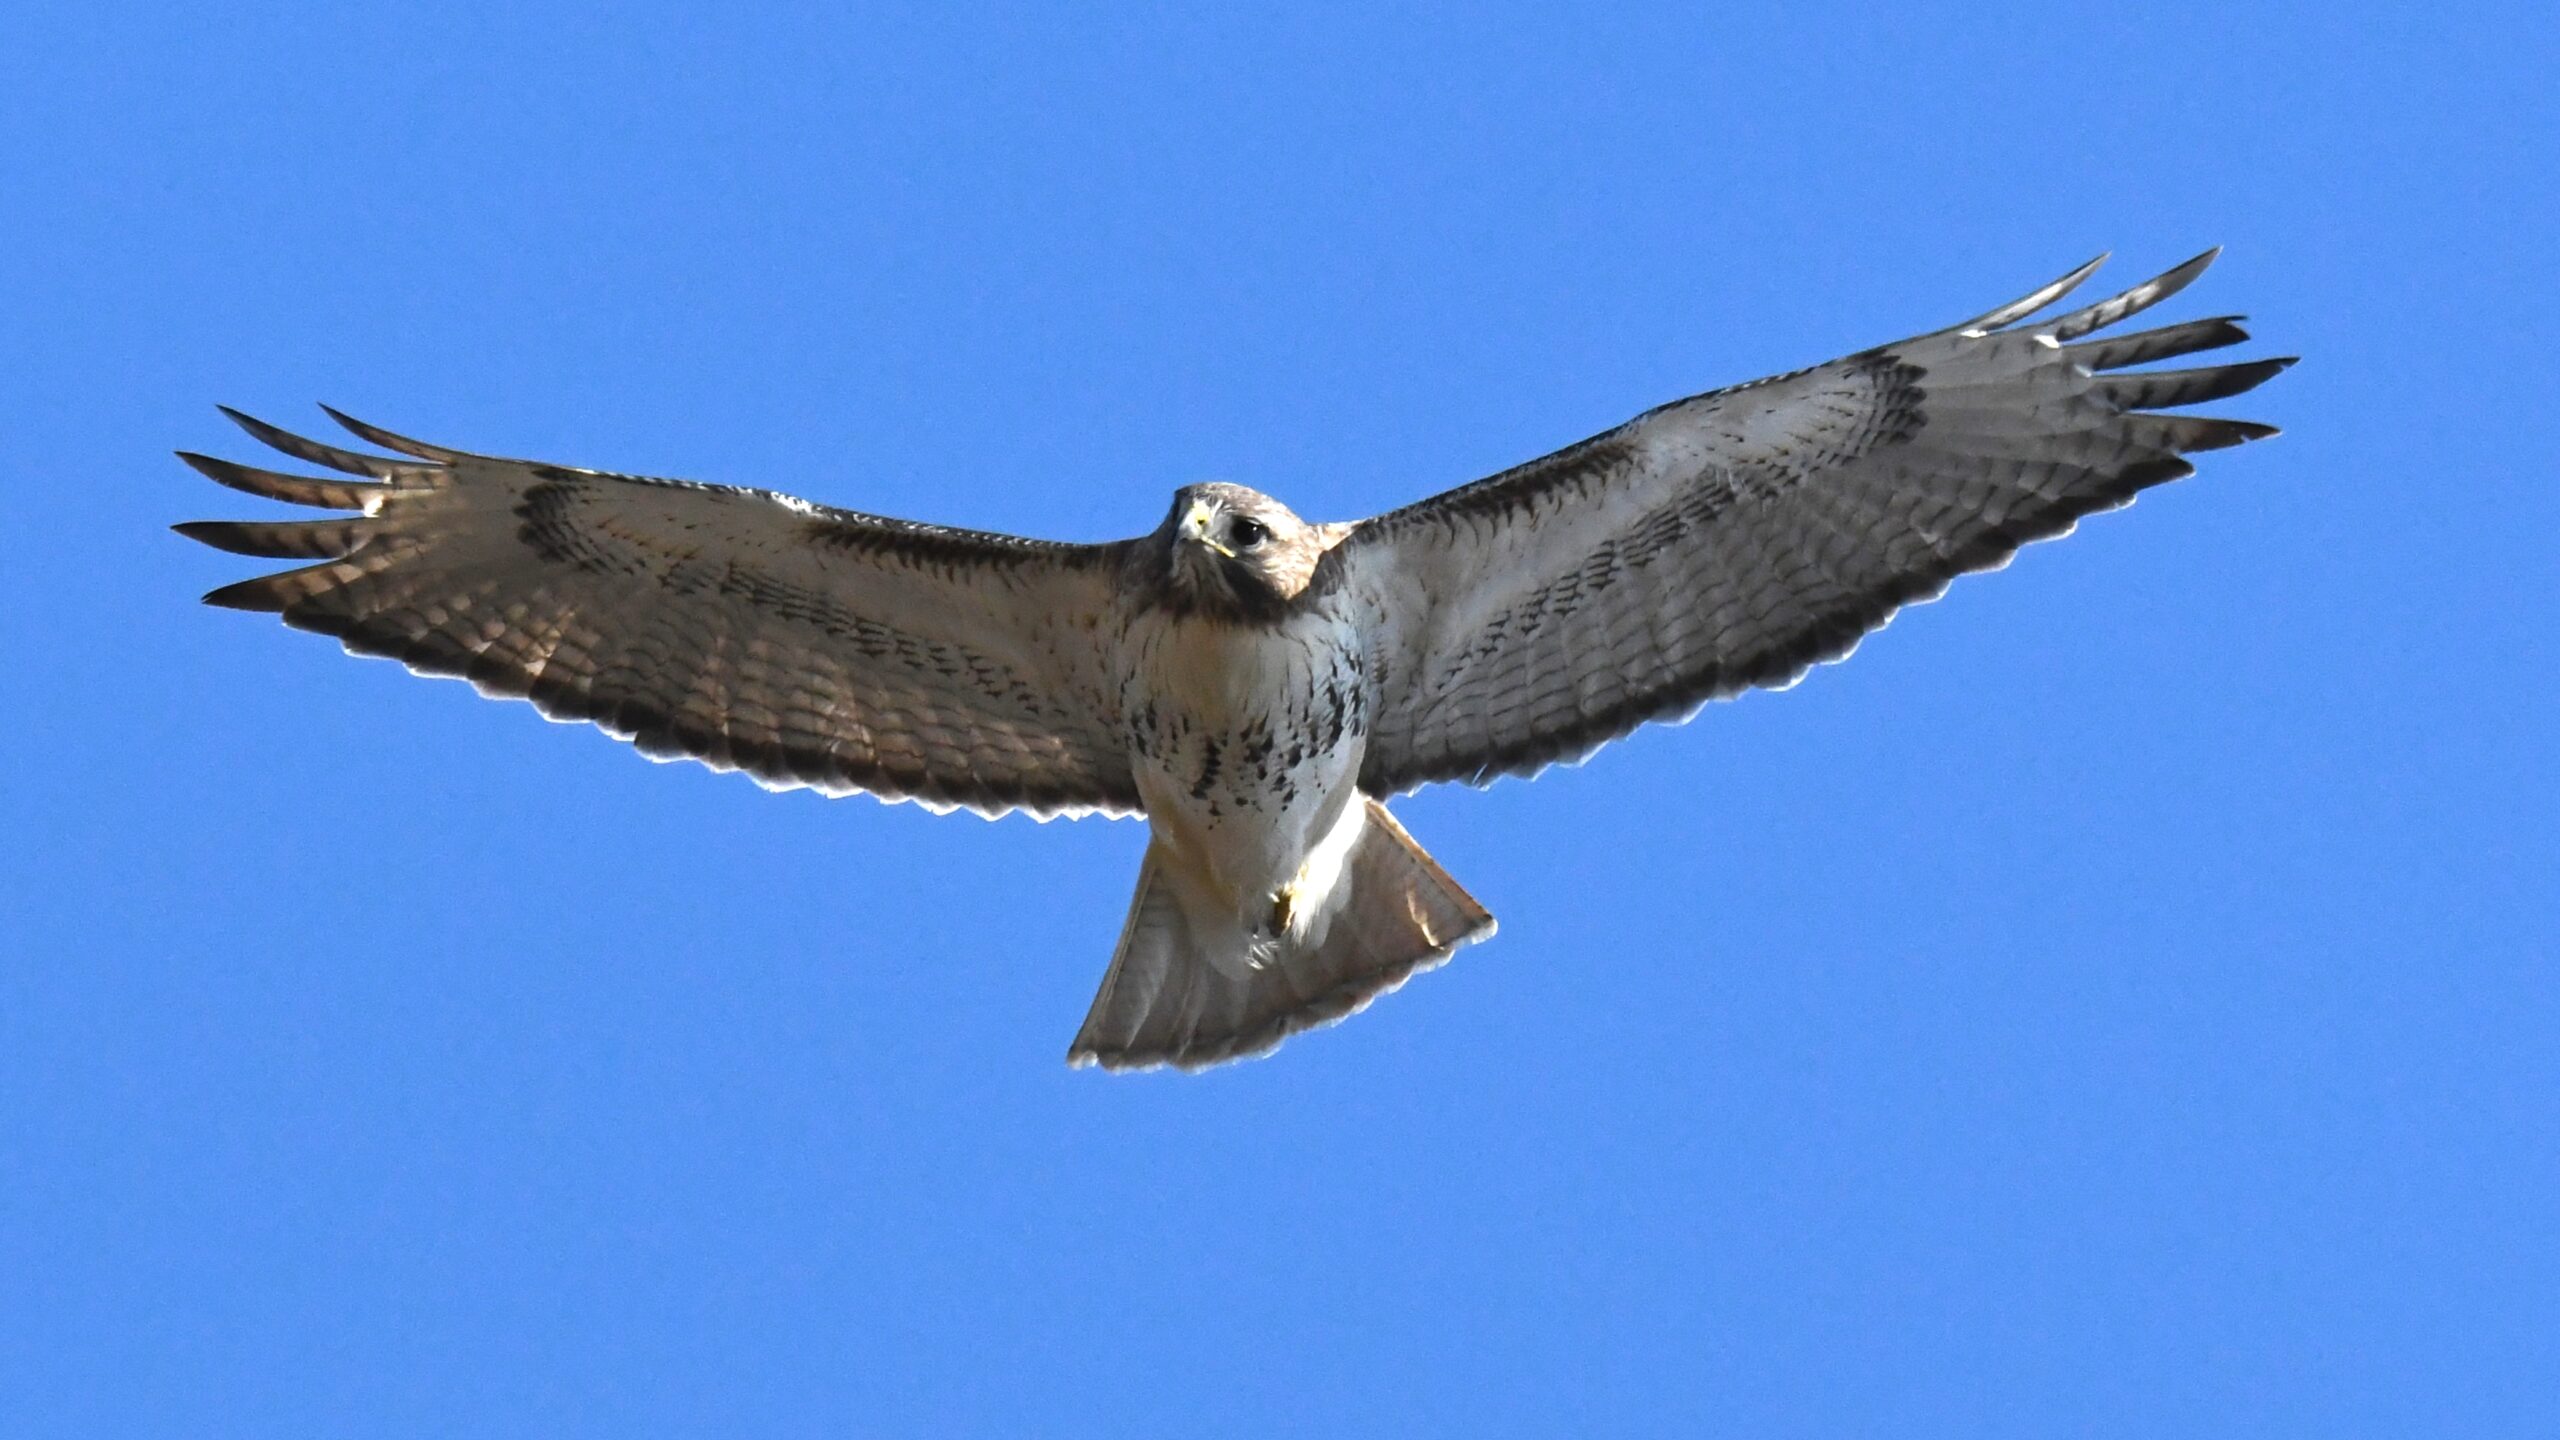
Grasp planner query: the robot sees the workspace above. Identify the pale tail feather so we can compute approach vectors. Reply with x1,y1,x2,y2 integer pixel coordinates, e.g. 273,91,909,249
1067,797,1496,1072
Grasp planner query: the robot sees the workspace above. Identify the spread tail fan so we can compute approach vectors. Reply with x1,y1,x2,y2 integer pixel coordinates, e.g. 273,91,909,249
1068,798,1495,1071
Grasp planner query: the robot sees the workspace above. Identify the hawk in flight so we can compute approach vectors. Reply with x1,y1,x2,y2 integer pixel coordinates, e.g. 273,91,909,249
178,251,2289,1072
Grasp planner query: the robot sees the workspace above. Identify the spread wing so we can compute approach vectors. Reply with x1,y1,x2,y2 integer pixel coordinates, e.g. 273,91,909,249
177,409,1140,819
1342,250,2293,794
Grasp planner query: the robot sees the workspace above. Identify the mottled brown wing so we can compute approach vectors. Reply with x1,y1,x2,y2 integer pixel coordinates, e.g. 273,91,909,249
1341,251,2293,794
177,409,1140,818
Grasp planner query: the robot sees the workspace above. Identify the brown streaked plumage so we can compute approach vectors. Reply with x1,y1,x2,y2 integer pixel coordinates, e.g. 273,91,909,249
178,251,2290,1071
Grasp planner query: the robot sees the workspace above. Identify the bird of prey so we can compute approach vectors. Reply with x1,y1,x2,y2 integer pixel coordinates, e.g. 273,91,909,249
177,250,2289,1072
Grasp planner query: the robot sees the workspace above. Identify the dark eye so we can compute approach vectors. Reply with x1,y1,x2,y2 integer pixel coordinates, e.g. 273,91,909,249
1229,517,1269,548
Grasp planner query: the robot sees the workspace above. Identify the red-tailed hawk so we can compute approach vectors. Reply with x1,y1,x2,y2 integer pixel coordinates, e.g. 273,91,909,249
178,251,2289,1072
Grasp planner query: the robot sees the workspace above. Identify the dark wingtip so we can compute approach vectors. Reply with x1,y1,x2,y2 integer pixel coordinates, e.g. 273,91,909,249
201,576,290,612
174,450,235,481
2246,355,2303,394
172,520,240,551
216,405,409,478
2160,246,2222,290
2229,354,2300,391
318,405,467,462
213,404,283,444
2204,419,2284,448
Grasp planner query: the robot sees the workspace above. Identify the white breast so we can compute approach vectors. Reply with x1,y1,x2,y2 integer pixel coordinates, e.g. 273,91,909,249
1118,606,1369,930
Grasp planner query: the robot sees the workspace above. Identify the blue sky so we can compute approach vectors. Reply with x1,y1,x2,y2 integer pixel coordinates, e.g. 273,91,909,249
3,3,2552,1435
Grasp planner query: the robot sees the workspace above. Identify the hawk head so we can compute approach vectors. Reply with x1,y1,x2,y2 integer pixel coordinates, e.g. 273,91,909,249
1148,482,1338,623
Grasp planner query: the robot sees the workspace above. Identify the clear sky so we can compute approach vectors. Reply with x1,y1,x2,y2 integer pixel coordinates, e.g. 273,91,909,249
3,3,2552,1435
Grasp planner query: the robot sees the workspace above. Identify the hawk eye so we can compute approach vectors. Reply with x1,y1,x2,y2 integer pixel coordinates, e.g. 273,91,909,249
1229,517,1269,549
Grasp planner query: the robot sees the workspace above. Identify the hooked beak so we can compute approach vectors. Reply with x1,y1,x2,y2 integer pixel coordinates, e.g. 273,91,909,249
1182,500,1234,558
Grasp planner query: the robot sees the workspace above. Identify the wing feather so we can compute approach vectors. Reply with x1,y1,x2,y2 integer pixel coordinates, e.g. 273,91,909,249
177,450,395,511
172,518,370,559
1344,253,2291,794
180,414,1141,818
2067,315,2251,371
317,404,482,461
2041,247,2220,341
1959,253,2108,331
217,405,425,479
2094,359,2294,411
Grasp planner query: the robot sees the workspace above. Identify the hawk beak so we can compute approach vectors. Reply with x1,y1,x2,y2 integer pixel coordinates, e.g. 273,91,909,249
1183,500,1234,558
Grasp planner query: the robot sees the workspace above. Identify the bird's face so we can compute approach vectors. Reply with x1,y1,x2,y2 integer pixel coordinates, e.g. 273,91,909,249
1160,482,1332,621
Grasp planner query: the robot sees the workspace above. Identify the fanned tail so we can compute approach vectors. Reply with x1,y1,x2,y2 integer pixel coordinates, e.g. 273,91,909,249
1068,797,1495,1072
